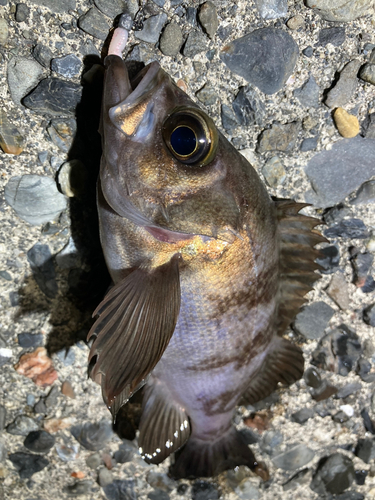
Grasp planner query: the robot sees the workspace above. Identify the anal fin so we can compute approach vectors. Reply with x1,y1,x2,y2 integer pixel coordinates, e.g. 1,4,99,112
242,336,304,405
138,379,190,464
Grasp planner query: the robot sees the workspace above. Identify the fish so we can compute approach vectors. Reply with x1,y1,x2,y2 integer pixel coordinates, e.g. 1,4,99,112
88,16,326,479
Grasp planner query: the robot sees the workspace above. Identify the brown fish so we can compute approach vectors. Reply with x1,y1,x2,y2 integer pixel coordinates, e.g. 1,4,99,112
88,20,325,478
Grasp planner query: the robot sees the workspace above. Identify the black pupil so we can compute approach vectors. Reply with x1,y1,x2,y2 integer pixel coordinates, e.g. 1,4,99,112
170,126,196,156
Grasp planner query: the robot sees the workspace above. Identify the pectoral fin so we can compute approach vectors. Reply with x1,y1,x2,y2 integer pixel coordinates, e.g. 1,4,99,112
88,256,181,416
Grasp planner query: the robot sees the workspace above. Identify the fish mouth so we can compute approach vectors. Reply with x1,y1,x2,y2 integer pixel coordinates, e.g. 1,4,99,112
144,225,195,244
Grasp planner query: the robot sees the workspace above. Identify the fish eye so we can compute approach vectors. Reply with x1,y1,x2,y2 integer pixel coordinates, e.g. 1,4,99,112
162,107,218,166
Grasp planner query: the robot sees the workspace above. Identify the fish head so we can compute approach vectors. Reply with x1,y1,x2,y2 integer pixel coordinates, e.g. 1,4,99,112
100,54,266,244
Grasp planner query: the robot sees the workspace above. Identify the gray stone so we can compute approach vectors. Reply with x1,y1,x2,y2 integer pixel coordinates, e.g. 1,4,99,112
0,405,6,431
302,46,313,57
305,137,375,208
7,57,44,107
5,174,66,226
78,7,111,41
305,0,374,22
55,442,79,461
262,156,286,188
45,385,60,409
148,490,170,500
33,44,53,68
192,481,219,500
221,104,239,131
23,78,82,115
359,63,375,85
255,0,287,19
364,113,375,138
258,121,300,153
86,452,101,469
159,23,183,56
7,416,39,436
114,441,136,464
325,219,369,239
232,86,266,127
146,471,176,492
234,480,260,500
196,84,218,106
15,3,30,22
310,452,355,495
47,118,77,153
272,444,315,470
220,28,298,95
71,420,113,451
135,13,168,44
56,347,75,366
94,0,129,19
198,1,218,38
56,238,81,270
355,438,375,463
294,75,320,108
27,243,58,298
24,430,55,454
363,303,375,327
51,54,82,78
293,301,334,340
0,440,7,463
291,407,314,424
63,480,93,496
326,273,350,310
99,468,114,487
0,18,9,45
335,382,362,398
300,136,318,152
17,332,44,348
304,366,322,388
325,60,362,108
183,31,208,57
260,430,283,456
26,0,75,13
9,452,49,479
103,479,136,500
319,27,346,47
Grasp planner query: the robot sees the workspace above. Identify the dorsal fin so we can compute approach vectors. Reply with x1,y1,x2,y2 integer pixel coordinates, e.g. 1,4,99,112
274,199,327,336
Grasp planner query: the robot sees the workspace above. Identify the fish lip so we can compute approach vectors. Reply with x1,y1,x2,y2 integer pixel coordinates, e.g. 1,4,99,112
125,61,164,106
144,225,195,243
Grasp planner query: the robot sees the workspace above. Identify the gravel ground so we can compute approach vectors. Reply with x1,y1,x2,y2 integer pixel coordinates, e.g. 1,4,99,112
1,1,375,499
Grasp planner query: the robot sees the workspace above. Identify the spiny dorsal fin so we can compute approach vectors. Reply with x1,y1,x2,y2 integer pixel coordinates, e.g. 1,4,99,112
274,198,327,336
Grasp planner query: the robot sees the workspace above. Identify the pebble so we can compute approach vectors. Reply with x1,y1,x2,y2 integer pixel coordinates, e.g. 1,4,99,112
0,18,9,45
18,332,44,348
311,381,338,401
335,382,362,399
191,481,219,500
43,417,72,434
15,347,58,387
302,45,313,57
325,60,362,108
93,0,130,19
355,438,375,463
0,109,25,155
319,27,346,47
350,250,373,288
356,358,375,383
232,86,266,127
7,57,44,107
283,468,312,491
360,63,375,85
0,440,7,463
56,347,75,366
7,415,39,436
257,121,300,153
316,245,340,274
310,452,355,495
159,23,183,56
146,471,176,492
259,430,283,457
351,180,375,205
326,273,350,310
135,13,168,44
9,452,49,479
15,3,30,22
300,136,318,152
293,301,334,340
334,108,360,138
148,489,170,500
0,405,6,431
234,479,260,500
34,397,47,414
312,327,362,376
27,243,57,298
220,27,298,95
196,84,218,106
198,1,218,38
86,452,101,469
45,385,60,409
63,480,93,496
5,174,67,225
325,219,369,239
99,468,114,487
272,444,315,470
57,160,87,198
71,420,113,451
305,136,375,208
33,44,53,68
24,430,55,454
363,304,375,327
291,407,314,424
55,237,81,270
294,74,320,108
287,14,304,30
305,0,373,22
262,156,286,188
255,0,287,19
55,442,79,461
221,104,239,131
51,54,81,79
23,78,82,115
114,441,136,464
61,380,75,399
103,479,136,500
304,366,322,388
183,31,209,57
333,410,349,423
47,117,76,153
78,7,110,40
361,408,375,434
